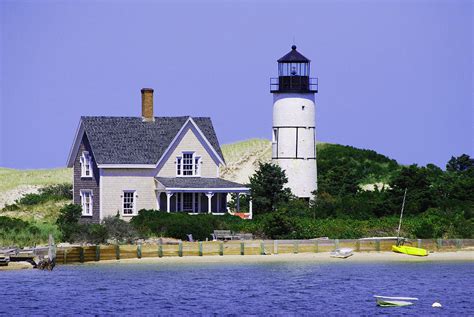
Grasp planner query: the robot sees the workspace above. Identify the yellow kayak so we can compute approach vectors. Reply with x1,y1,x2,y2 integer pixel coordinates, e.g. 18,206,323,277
392,245,428,256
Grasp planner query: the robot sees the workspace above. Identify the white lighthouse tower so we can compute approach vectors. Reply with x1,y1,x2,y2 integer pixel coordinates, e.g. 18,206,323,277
270,45,318,200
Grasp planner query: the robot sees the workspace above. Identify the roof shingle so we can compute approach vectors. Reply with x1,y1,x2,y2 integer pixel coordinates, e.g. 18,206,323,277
81,116,224,165
156,177,248,189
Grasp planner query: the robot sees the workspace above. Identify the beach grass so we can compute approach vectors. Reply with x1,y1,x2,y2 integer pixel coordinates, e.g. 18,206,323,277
221,138,272,163
0,219,61,247
0,167,72,192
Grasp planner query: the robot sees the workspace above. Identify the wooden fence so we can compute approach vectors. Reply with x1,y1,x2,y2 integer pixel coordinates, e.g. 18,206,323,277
55,239,474,265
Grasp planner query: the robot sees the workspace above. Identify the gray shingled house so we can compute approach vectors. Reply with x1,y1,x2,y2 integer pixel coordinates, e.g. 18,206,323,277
67,88,251,223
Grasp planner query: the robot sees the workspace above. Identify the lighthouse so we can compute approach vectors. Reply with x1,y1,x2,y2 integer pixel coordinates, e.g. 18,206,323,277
270,45,318,200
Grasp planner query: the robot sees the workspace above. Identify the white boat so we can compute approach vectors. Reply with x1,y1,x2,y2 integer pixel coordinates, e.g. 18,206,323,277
330,248,353,258
374,295,418,307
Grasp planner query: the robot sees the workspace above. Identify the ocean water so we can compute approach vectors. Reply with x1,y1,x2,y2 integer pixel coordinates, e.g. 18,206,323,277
1,261,473,316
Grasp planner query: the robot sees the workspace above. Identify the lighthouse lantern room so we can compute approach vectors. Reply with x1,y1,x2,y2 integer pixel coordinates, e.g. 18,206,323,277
270,45,318,200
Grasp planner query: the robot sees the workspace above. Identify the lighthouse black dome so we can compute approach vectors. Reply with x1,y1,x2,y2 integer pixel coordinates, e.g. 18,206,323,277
270,45,318,93
277,45,310,63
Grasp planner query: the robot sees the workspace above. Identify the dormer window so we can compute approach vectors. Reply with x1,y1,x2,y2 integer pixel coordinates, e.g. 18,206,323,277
80,151,92,178
176,152,201,176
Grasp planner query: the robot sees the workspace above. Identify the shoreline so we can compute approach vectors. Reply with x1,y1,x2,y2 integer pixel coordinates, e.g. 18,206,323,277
1,251,472,271
82,251,474,266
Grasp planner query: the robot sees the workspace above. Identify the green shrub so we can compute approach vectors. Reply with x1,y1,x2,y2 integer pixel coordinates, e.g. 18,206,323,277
56,204,82,241
131,209,247,241
102,216,138,243
260,212,297,239
2,203,19,211
40,183,73,200
0,216,61,247
16,184,72,206
18,193,46,205
81,223,108,244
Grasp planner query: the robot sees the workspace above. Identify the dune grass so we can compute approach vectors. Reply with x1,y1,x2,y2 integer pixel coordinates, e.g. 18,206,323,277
0,167,72,192
221,138,271,163
1,199,70,223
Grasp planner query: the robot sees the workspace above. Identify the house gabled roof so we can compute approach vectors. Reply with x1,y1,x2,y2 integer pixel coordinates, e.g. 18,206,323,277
67,116,225,167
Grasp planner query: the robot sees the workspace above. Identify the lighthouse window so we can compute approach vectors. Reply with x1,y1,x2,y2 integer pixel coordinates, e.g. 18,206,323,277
272,128,278,143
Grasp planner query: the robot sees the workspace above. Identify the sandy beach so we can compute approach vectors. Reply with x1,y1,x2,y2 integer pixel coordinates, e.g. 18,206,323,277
1,251,472,271
82,251,474,267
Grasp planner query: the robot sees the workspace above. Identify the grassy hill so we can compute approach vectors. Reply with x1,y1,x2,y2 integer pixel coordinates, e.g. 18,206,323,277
0,140,400,221
0,167,71,192
220,139,400,187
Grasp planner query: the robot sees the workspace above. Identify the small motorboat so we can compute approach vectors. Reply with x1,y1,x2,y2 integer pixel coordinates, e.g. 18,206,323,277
374,295,419,307
330,248,353,258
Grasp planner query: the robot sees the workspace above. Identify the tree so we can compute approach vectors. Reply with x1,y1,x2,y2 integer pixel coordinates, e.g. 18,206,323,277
248,162,292,213
446,154,474,172
56,204,82,241
388,165,433,215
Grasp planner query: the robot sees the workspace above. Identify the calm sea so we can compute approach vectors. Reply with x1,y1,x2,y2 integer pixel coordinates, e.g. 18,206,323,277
1,261,473,316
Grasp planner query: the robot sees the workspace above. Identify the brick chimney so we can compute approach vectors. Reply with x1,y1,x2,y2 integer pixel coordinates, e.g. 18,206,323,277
141,88,154,122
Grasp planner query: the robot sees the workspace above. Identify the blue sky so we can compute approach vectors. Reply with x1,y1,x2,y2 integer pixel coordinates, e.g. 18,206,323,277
1,0,472,169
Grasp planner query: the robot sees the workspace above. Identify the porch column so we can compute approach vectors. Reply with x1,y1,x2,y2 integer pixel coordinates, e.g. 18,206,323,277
226,193,232,214
206,193,214,214
249,197,253,220
166,192,173,213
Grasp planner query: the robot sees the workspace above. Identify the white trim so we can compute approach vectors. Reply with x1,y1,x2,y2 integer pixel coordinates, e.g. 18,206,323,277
98,164,156,169
188,117,225,165
176,151,202,177
159,187,249,192
99,169,103,221
80,151,93,178
155,117,225,169
122,190,137,216
175,156,182,176
80,189,93,216
67,120,85,167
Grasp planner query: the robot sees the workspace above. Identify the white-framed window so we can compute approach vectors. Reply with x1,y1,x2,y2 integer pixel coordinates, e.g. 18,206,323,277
272,128,278,143
176,157,182,175
183,153,193,175
176,152,201,177
123,191,136,215
80,151,92,178
80,190,93,216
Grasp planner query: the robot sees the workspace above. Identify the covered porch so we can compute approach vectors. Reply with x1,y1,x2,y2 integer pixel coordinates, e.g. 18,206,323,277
155,177,252,217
